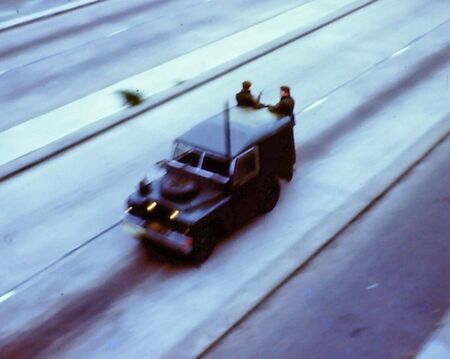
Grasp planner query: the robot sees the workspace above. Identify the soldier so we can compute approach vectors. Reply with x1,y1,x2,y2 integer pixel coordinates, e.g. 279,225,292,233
236,81,265,108
268,85,295,117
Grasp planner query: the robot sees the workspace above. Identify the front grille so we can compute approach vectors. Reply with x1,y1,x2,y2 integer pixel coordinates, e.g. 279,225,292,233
130,202,188,234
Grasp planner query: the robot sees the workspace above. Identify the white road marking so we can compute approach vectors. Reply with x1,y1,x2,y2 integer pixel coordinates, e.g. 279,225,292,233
0,70,6,76
392,46,410,57
0,290,16,303
108,27,129,37
302,97,327,112
366,283,379,290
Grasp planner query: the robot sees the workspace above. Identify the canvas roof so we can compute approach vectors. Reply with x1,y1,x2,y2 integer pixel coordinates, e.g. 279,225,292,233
176,107,290,157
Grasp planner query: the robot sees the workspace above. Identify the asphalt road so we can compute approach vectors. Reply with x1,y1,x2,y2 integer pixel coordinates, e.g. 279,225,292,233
0,0,449,357
1,0,447,299
0,0,304,131
204,136,450,359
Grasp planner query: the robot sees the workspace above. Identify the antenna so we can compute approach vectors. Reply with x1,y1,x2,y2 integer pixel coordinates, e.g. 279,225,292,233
224,101,231,158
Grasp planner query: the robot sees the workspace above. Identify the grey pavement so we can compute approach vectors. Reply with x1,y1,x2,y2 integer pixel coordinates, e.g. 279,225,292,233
204,136,450,359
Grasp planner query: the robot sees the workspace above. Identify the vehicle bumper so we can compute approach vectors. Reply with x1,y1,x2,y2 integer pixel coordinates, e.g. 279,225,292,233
123,213,193,255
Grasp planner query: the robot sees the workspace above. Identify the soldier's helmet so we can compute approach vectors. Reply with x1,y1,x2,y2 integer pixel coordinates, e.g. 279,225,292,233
242,80,252,89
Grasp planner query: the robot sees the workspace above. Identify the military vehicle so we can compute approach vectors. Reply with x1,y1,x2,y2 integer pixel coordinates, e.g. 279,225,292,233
124,106,295,262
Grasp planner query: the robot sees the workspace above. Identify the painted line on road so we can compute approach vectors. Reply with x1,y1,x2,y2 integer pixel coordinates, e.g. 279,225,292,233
108,27,129,37
302,97,328,112
366,283,379,290
0,0,109,33
0,290,16,304
392,46,410,57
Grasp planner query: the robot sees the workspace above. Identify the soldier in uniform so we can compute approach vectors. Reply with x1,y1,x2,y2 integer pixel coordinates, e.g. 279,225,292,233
236,81,265,108
268,85,295,117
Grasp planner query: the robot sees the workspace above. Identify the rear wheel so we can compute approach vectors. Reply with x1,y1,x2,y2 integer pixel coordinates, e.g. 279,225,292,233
260,177,280,214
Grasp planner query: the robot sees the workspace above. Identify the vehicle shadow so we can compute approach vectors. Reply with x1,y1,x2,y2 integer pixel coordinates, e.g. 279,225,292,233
0,243,190,359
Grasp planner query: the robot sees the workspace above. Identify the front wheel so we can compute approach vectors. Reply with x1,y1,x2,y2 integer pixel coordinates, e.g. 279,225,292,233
283,164,294,182
260,177,280,214
188,225,218,264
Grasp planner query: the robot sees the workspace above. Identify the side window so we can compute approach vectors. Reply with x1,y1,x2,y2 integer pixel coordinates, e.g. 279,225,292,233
202,155,230,177
232,147,259,186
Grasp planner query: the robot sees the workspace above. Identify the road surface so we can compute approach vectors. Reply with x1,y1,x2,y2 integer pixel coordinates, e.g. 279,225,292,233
0,0,449,358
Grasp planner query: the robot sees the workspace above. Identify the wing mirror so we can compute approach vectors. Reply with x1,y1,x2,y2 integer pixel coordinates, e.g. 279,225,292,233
154,159,168,169
138,177,152,196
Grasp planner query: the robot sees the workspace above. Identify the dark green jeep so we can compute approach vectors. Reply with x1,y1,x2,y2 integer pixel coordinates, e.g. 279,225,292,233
124,106,295,262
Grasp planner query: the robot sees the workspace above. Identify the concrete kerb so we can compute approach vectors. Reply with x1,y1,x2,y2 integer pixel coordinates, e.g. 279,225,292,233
0,0,379,183
165,116,450,359
0,0,109,33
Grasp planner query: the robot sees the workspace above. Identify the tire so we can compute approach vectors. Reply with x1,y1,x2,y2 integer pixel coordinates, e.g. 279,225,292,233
260,177,280,214
161,175,199,202
283,164,294,182
188,224,218,264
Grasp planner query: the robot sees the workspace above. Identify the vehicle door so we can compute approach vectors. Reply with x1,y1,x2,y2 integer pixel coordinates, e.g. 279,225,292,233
230,146,260,228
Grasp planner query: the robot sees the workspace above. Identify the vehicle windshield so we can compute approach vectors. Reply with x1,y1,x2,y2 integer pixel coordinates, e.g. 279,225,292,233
173,143,200,167
173,142,230,177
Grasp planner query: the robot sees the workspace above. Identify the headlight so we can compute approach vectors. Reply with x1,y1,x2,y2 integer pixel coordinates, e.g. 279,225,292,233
146,201,157,212
169,209,179,220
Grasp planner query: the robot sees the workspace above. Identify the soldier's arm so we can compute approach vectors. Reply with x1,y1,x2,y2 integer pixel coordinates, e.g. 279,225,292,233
268,101,281,112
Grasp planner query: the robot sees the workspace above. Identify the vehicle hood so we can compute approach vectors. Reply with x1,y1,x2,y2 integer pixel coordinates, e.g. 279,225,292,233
127,174,229,226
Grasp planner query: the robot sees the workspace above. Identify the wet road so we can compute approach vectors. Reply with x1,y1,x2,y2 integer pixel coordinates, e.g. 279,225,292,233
0,0,449,357
0,0,304,131
204,135,450,359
